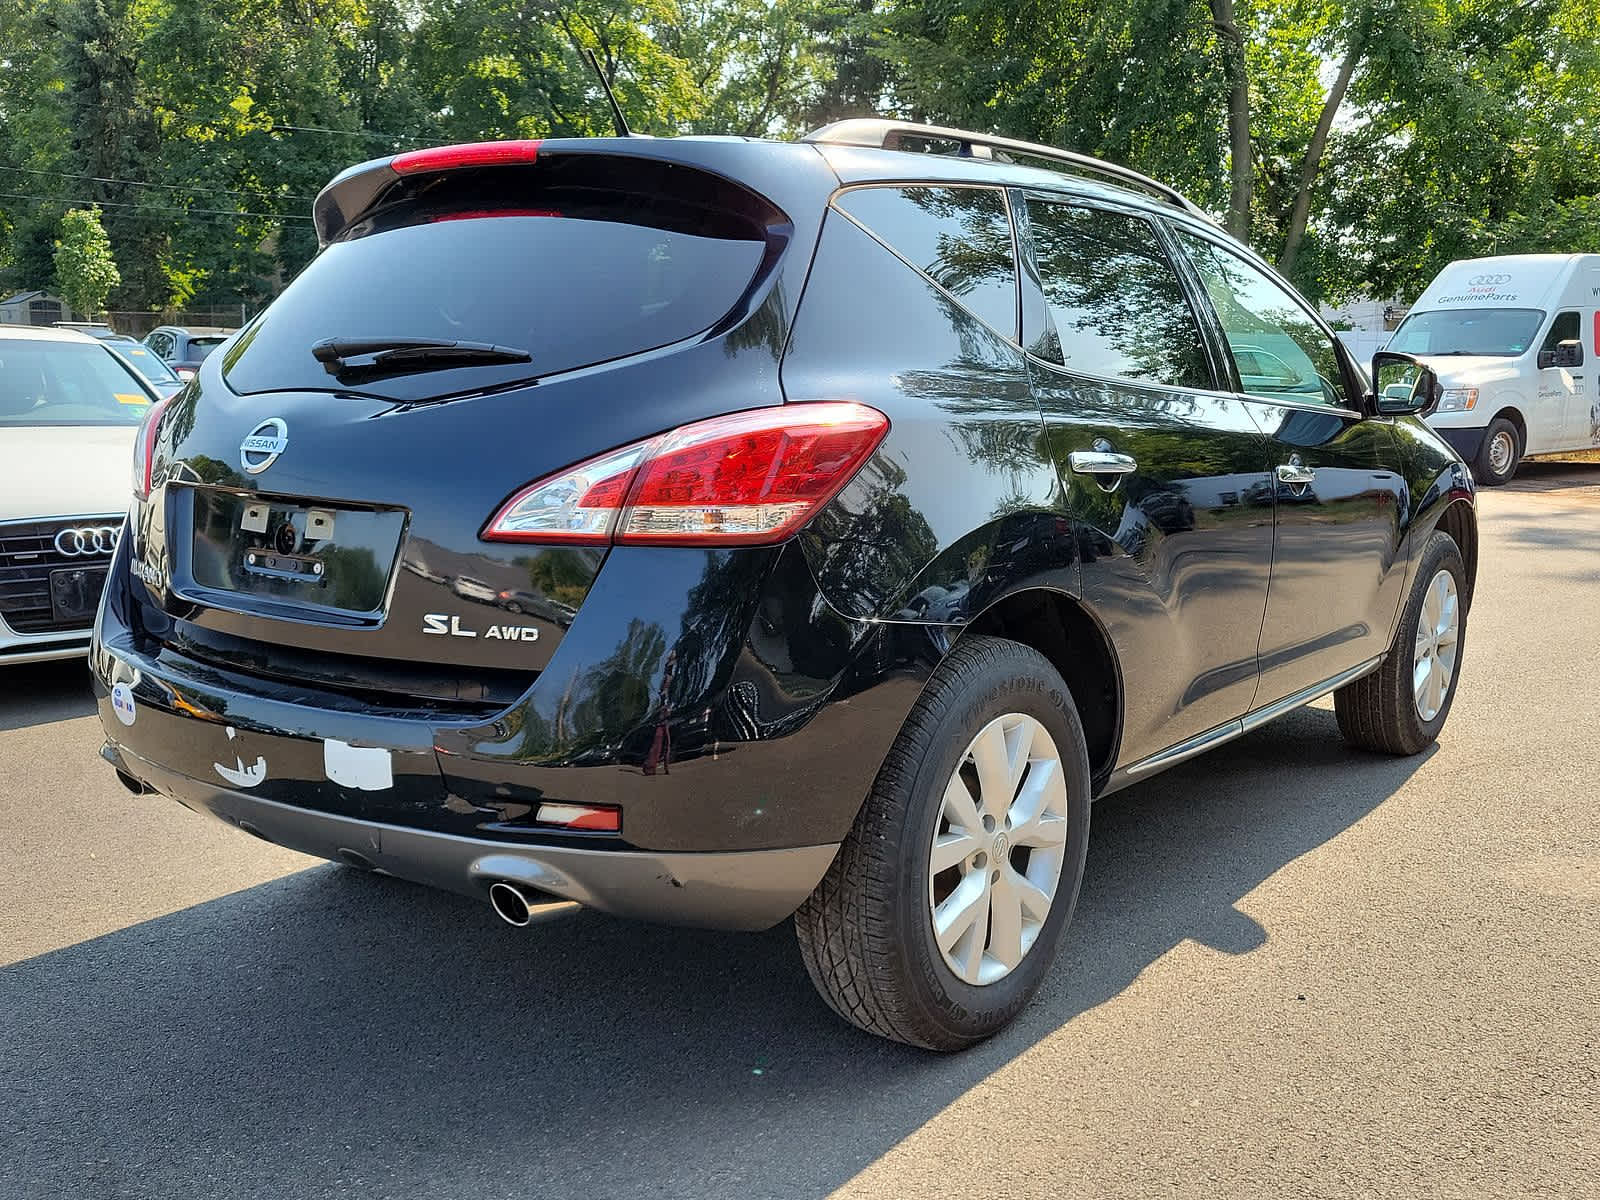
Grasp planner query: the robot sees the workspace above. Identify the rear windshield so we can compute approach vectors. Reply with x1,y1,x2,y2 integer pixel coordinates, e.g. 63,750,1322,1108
189,337,227,358
223,163,772,400
1388,308,1545,357
0,339,152,426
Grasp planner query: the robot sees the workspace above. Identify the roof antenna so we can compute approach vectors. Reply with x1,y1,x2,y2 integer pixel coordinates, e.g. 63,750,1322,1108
583,49,633,138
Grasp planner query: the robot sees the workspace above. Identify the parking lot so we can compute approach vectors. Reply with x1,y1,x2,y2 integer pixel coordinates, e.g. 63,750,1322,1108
3,462,1597,1199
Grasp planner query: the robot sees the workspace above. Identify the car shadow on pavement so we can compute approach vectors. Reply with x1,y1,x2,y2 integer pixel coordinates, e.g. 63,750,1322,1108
0,660,96,732
1503,460,1600,493
2,706,1427,1200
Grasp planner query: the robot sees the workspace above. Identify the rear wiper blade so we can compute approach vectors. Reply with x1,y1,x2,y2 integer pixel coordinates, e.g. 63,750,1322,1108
311,337,532,376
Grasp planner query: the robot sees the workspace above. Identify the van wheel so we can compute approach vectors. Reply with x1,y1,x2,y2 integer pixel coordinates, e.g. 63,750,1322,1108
1334,531,1466,755
1475,418,1520,486
793,635,1091,1050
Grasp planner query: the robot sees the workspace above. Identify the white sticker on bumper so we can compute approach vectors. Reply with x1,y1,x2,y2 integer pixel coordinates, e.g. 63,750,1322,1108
324,739,394,792
110,682,137,726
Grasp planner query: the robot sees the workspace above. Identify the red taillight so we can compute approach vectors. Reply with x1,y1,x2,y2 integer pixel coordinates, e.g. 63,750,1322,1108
132,397,172,501
535,803,620,833
392,140,542,175
482,403,889,547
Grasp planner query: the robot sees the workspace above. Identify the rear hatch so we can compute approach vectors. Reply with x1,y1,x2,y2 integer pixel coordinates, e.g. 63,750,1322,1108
136,140,829,713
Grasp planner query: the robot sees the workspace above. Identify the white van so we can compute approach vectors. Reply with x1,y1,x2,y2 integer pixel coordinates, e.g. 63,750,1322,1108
1387,253,1599,484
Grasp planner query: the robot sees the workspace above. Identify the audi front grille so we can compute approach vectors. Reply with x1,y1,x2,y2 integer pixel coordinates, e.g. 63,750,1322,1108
0,516,123,635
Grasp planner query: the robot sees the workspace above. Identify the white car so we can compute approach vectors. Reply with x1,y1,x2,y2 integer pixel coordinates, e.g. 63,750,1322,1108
1,326,157,664
1389,253,1599,484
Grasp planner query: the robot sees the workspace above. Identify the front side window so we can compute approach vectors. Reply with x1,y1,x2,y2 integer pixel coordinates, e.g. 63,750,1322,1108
1024,199,1213,389
1175,229,1346,407
1541,311,1580,352
835,185,1019,338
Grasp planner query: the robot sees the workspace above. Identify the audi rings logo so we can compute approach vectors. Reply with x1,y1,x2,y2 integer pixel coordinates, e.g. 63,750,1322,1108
1468,273,1513,286
54,525,121,557
240,417,289,474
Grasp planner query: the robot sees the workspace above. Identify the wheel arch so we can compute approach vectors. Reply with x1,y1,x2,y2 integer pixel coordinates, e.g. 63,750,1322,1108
1434,497,1478,612
957,587,1122,791
1490,405,1527,449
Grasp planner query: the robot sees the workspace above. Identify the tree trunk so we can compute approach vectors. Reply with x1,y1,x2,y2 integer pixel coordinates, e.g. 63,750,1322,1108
1279,39,1361,278
1210,0,1252,239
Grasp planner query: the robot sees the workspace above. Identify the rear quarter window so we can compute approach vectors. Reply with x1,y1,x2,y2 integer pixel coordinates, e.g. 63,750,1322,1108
833,185,1019,339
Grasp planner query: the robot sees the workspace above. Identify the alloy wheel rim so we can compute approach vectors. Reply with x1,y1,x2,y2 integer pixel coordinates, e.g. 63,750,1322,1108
928,713,1069,986
1488,430,1514,476
1413,568,1460,722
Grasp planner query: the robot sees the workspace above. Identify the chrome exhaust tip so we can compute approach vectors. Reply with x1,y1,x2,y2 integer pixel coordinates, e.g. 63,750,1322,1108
487,881,579,927
488,881,535,927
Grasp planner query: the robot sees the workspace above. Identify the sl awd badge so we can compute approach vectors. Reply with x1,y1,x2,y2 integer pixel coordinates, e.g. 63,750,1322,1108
423,614,539,642
240,417,289,474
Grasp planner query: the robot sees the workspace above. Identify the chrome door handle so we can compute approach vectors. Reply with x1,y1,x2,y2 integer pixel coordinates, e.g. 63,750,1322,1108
1069,451,1138,477
1276,461,1316,486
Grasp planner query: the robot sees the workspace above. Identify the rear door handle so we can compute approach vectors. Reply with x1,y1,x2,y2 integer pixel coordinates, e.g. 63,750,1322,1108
1069,451,1138,477
1276,461,1316,486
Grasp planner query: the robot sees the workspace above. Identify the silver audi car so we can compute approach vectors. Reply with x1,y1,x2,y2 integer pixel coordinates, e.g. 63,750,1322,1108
1,326,158,664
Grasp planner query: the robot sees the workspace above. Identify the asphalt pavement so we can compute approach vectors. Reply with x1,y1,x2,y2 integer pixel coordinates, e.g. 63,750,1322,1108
3,462,1597,1199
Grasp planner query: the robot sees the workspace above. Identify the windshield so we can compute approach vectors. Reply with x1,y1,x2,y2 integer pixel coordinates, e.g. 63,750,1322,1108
1388,308,1545,357
0,339,153,426
115,343,181,382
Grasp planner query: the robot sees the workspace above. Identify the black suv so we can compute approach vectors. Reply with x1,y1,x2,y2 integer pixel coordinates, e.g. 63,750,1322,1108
94,121,1476,1050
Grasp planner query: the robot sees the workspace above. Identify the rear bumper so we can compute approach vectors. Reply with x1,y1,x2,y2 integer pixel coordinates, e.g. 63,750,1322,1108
106,740,839,930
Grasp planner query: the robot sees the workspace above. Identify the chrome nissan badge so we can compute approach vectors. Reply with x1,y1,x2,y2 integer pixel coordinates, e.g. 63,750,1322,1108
240,418,289,474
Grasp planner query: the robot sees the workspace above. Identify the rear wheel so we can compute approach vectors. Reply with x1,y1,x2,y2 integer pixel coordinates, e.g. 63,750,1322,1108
1335,531,1466,755
1475,417,1521,486
794,635,1091,1050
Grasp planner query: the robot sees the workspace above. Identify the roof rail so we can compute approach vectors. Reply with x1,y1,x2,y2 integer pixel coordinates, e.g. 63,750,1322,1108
803,119,1209,218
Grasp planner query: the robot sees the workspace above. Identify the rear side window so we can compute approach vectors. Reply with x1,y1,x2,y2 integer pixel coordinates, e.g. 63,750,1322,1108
1024,199,1213,390
834,186,1019,338
223,160,773,400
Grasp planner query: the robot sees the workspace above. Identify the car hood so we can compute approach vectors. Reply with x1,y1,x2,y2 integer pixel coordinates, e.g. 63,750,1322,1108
1416,355,1527,388
0,425,135,521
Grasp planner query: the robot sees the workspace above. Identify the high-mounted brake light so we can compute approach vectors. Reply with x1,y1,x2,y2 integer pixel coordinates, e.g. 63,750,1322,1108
132,397,173,501
391,140,542,176
483,402,890,547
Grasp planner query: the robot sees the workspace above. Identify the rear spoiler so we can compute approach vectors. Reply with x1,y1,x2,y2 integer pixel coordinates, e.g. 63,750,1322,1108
312,141,545,247
310,136,832,249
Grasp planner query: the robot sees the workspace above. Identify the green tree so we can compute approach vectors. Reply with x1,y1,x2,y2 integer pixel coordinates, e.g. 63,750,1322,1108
53,206,120,316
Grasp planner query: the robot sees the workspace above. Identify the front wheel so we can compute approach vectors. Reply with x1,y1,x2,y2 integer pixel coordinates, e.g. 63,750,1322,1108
794,635,1092,1050
1335,530,1467,755
1475,417,1521,486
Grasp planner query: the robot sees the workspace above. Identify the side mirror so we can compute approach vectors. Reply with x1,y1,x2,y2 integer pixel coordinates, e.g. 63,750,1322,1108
1537,339,1584,370
1370,351,1439,416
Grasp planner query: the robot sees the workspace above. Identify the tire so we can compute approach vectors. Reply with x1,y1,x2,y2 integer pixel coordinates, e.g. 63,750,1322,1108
1335,531,1467,755
1474,417,1521,486
794,635,1092,1051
